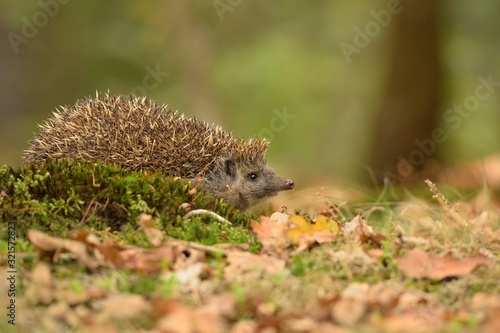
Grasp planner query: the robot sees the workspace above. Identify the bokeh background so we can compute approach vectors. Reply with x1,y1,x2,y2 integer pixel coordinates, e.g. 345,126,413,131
1,0,499,190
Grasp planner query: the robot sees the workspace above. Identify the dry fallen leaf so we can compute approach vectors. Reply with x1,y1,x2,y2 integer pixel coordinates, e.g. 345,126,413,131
288,214,339,250
224,251,286,283
344,214,386,247
251,216,289,252
28,229,102,270
332,298,366,326
253,214,339,253
269,210,290,226
98,294,151,321
24,262,55,305
153,299,225,333
295,230,337,253
188,186,197,195
192,306,225,333
483,306,500,333
204,293,238,320
138,213,164,246
344,214,373,236
398,248,491,279
61,288,107,306
230,320,259,333
367,249,384,260
175,262,210,290
305,295,340,322
382,310,444,333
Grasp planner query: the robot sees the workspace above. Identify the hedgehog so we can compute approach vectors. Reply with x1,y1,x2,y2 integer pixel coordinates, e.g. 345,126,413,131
24,93,294,210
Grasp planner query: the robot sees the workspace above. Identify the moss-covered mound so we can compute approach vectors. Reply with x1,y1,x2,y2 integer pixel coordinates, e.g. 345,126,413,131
0,160,253,240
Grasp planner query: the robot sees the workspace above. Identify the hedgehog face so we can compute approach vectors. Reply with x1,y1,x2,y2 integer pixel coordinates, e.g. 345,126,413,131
220,157,294,209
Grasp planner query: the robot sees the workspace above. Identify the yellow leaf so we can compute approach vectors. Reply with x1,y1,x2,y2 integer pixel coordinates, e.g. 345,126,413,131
313,214,340,235
329,220,340,235
289,215,314,234
287,228,303,244
313,214,330,231
287,215,339,245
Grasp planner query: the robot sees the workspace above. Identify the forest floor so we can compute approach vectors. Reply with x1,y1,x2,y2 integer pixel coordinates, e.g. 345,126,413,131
1,162,500,333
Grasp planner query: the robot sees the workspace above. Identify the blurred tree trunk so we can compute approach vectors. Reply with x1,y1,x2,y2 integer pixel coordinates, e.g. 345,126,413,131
370,0,441,184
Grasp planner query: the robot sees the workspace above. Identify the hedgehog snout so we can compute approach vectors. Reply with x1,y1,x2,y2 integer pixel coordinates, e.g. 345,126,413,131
284,179,294,190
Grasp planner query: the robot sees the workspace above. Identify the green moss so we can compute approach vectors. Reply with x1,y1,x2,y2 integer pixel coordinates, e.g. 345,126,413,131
0,161,254,243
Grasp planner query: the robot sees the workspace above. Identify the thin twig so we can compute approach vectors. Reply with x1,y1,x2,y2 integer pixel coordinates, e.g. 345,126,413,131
184,209,232,225
78,198,95,227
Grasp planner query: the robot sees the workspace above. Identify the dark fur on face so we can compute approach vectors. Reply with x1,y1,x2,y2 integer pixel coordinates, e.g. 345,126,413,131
201,156,294,210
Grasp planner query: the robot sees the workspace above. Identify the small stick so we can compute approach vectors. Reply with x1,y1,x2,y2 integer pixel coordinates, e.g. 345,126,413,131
184,209,232,225
78,198,95,226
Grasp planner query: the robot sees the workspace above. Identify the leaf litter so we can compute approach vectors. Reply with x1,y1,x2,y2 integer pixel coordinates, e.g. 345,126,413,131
8,181,500,333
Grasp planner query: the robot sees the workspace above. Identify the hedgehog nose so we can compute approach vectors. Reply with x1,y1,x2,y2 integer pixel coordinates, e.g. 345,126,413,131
285,179,294,190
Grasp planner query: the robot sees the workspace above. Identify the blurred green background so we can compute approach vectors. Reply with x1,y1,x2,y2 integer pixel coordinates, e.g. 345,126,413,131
0,0,499,189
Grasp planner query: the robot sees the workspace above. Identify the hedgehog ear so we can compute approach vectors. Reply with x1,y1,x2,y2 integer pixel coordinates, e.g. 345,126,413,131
224,158,237,179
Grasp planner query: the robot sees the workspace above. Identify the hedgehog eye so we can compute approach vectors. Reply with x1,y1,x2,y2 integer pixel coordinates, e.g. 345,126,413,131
248,172,258,180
